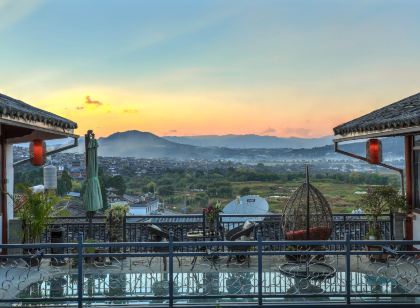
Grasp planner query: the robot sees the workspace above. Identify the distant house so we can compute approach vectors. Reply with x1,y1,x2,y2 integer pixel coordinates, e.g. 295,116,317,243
106,187,122,203
69,160,86,179
123,193,160,216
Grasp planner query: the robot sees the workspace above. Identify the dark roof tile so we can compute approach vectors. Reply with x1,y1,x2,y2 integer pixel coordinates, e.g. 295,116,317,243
334,92,420,136
0,93,77,130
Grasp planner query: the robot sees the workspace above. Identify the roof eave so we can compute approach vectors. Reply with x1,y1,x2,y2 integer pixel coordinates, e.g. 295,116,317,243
0,115,78,139
334,125,420,142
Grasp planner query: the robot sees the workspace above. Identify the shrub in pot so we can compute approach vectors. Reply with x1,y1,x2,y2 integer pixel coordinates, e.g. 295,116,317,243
360,186,405,262
360,186,406,240
105,204,129,256
14,185,63,266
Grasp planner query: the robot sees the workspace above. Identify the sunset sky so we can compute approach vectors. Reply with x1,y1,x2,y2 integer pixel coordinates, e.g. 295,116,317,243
1,0,420,138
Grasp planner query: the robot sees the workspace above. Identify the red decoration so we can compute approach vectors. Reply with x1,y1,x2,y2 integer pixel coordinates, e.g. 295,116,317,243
366,139,382,164
29,139,46,166
285,227,331,241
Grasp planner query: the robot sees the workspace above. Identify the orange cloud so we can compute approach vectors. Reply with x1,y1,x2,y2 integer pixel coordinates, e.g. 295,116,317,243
85,95,103,106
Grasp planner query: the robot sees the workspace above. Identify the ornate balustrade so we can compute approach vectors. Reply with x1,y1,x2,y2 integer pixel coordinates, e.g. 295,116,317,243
0,238,419,307
43,213,392,249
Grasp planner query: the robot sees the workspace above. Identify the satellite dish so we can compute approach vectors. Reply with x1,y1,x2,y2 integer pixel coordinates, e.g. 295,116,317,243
223,195,269,225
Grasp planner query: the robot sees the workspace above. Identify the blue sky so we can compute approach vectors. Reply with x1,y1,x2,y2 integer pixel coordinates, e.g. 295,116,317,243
1,0,420,137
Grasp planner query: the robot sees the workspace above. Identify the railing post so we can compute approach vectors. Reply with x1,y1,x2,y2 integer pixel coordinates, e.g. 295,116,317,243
257,231,263,306
345,233,351,305
77,233,84,308
202,208,206,236
123,213,127,253
168,231,174,308
390,212,394,240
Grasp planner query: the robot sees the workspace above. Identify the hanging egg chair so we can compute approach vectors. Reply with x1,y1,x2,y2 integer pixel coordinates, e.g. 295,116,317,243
282,166,333,241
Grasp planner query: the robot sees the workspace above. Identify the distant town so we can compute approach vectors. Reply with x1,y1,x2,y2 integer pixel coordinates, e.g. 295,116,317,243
13,144,403,215
13,145,404,179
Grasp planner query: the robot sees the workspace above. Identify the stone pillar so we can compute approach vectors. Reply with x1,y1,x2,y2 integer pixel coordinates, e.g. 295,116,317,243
393,213,406,240
8,218,23,255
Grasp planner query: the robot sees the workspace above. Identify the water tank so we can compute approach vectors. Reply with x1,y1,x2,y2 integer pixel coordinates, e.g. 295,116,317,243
43,165,57,189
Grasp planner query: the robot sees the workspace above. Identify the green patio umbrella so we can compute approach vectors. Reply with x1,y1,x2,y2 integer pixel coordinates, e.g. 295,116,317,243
83,130,103,238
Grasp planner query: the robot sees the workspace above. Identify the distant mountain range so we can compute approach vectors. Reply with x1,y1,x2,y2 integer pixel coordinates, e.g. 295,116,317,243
82,130,402,161
164,134,334,149
16,130,404,161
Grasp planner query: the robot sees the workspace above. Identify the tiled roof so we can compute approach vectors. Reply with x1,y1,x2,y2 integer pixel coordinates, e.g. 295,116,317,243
334,92,420,136
0,93,77,129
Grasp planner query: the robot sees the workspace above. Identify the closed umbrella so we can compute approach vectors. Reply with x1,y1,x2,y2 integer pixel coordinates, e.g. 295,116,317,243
83,130,103,238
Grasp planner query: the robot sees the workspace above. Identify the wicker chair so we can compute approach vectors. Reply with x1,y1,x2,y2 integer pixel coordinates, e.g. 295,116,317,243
225,222,256,267
147,225,181,271
282,167,333,262
282,168,333,241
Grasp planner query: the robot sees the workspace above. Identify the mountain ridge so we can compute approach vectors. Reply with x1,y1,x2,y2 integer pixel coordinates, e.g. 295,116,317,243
55,130,403,161
164,134,333,149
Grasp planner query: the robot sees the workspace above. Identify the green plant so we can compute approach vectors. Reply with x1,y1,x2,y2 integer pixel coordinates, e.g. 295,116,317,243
84,238,97,254
105,204,129,243
366,227,379,239
203,201,223,223
15,185,64,244
360,186,406,239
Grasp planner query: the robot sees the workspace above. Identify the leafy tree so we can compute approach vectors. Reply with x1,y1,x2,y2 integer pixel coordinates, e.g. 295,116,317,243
14,166,43,189
108,175,126,195
158,185,175,196
57,171,72,196
146,181,156,194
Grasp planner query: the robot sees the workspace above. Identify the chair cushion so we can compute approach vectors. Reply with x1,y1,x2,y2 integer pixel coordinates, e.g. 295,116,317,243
149,224,163,232
242,220,253,231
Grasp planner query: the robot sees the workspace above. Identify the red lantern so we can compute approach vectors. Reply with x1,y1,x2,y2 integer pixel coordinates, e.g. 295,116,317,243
366,139,382,164
30,139,46,166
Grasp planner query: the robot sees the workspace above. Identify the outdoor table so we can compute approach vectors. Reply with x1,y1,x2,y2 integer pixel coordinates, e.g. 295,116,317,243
186,230,220,271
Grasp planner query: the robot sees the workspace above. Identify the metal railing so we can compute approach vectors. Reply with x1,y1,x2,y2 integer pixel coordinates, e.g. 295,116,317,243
0,236,418,307
43,213,393,245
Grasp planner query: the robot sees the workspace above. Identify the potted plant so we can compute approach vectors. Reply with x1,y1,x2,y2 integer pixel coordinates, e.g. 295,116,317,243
203,202,223,235
360,186,406,240
84,238,97,264
367,227,378,240
105,204,129,258
15,185,63,266
360,186,405,262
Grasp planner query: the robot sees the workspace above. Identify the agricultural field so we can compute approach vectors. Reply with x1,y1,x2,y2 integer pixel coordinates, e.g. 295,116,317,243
227,180,370,213
161,179,374,214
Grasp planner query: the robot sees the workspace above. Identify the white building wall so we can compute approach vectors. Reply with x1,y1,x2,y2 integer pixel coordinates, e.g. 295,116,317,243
6,144,14,221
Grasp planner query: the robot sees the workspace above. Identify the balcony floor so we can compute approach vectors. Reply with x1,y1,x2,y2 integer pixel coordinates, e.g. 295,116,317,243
1,253,419,306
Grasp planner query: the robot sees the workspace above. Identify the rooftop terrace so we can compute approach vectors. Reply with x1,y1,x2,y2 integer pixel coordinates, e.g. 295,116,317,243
1,213,418,307
0,237,419,307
